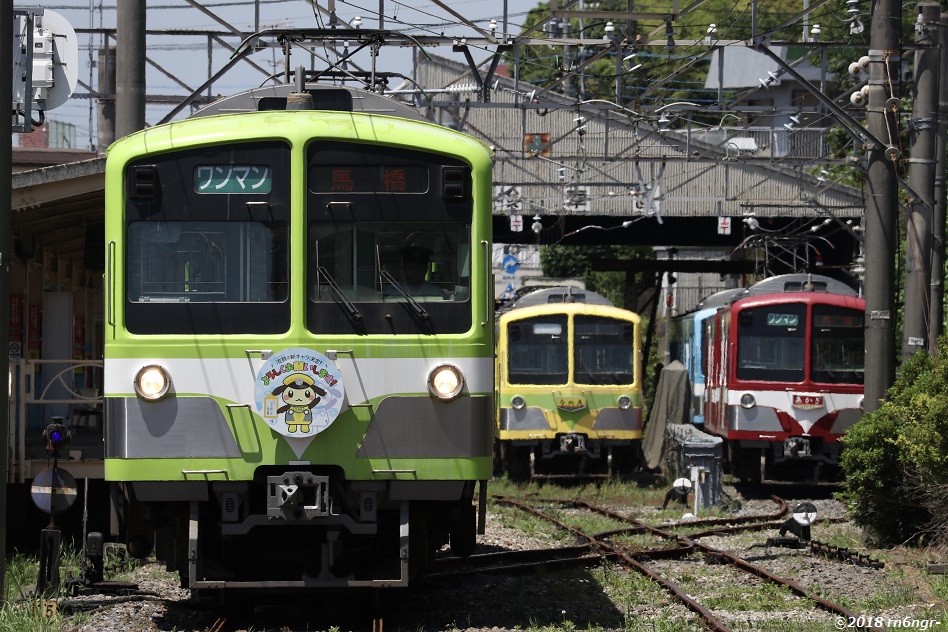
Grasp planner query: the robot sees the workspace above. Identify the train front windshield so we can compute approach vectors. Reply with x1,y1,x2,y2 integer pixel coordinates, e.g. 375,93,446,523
123,141,293,335
736,302,865,384
811,305,865,384
122,139,477,336
507,316,568,385
507,314,634,386
573,316,634,385
306,141,474,334
736,304,807,382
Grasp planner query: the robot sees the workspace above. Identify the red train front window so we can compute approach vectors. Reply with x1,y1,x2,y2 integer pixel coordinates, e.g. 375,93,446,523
736,304,806,382
811,305,865,384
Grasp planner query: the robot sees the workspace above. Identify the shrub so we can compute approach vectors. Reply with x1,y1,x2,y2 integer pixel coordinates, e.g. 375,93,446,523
840,340,948,546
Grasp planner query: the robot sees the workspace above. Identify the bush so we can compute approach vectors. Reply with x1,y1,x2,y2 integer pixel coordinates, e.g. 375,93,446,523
840,340,948,546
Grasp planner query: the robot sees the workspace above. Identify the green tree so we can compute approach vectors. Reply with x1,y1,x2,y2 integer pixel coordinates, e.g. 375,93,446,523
539,243,652,308
507,0,839,109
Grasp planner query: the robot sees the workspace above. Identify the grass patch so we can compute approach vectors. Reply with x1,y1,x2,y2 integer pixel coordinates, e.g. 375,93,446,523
932,573,948,601
0,541,141,632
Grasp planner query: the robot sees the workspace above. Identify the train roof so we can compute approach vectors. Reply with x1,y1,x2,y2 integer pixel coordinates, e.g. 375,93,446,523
678,274,860,320
744,273,859,298
504,286,613,311
189,83,428,121
696,287,747,309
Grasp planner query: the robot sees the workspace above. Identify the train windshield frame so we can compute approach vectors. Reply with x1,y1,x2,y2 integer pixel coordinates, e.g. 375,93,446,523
123,141,291,335
573,315,634,385
507,315,569,385
810,304,865,384
306,141,474,334
735,303,807,382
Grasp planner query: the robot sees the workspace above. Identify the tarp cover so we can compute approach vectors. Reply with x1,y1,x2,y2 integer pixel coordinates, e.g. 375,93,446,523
642,360,693,471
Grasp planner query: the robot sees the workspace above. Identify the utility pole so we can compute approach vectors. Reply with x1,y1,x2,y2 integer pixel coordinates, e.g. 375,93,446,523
863,0,901,412
903,2,939,361
116,0,146,137
930,12,948,354
0,0,12,606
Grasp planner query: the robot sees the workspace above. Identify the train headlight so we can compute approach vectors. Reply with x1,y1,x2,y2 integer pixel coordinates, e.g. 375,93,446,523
739,393,756,409
618,395,632,410
511,395,525,410
134,365,171,401
428,364,463,400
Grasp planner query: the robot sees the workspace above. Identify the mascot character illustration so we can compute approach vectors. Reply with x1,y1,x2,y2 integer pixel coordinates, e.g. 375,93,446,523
272,373,326,433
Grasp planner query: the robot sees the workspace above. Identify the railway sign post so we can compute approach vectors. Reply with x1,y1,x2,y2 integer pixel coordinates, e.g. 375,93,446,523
31,418,77,598
30,465,77,516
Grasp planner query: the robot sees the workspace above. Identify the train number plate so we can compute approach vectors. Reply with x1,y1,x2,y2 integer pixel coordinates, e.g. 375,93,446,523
556,397,587,412
791,394,824,410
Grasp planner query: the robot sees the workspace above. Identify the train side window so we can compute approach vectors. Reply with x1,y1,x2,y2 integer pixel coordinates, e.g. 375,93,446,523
701,320,713,378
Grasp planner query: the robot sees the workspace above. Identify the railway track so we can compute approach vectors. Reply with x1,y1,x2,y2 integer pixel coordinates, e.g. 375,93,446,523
484,495,885,632
49,491,912,631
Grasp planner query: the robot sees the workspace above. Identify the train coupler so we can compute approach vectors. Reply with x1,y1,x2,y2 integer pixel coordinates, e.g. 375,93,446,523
783,437,811,458
267,471,331,520
559,433,587,453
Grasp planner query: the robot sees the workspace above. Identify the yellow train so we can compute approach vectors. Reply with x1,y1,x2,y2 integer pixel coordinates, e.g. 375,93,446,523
494,287,643,479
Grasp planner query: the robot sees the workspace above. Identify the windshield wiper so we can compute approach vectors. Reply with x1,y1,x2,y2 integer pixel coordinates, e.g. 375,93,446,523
317,266,362,321
380,269,430,320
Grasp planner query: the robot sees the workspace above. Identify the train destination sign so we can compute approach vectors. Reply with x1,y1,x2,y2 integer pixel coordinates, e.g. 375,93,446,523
556,396,587,412
792,394,825,410
311,165,428,193
194,164,272,193
767,313,799,327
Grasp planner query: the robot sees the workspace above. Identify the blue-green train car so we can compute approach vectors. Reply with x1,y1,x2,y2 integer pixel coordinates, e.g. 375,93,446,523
102,82,494,596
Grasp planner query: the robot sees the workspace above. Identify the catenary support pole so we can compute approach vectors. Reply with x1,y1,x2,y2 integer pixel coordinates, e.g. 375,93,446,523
903,2,940,361
96,45,116,154
863,0,901,411
929,13,948,354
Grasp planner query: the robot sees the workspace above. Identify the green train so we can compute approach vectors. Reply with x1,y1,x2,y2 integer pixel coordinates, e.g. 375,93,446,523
102,79,494,597
494,287,644,479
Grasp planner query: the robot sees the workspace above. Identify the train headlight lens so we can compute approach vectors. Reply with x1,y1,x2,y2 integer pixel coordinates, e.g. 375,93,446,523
618,395,632,410
428,364,463,400
511,395,525,410
135,365,171,401
740,393,756,409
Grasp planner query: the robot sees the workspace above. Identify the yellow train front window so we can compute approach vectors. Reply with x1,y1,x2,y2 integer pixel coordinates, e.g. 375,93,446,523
573,316,634,385
507,315,568,385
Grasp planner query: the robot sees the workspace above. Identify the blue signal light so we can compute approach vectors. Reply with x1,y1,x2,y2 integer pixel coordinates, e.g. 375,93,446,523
44,422,70,453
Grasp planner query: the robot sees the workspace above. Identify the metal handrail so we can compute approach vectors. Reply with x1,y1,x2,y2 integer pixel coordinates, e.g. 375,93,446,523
13,358,104,483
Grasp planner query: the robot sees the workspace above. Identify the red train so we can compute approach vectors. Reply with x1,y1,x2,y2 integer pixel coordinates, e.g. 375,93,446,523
702,274,865,483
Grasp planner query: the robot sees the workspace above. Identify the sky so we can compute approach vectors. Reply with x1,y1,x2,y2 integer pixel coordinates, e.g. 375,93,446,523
20,0,541,150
